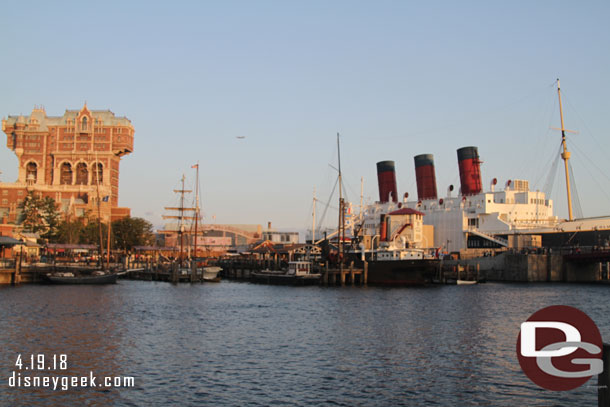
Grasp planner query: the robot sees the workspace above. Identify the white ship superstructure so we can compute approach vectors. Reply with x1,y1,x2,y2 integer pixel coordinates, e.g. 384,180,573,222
361,149,558,253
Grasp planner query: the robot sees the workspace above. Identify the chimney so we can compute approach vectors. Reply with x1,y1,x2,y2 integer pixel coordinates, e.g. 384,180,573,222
376,161,398,203
414,154,438,200
457,146,483,196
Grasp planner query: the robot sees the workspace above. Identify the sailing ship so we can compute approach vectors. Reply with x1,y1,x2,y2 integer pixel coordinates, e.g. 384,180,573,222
162,164,222,282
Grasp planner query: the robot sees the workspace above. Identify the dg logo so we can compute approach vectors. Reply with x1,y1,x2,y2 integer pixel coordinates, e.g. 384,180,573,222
516,305,603,391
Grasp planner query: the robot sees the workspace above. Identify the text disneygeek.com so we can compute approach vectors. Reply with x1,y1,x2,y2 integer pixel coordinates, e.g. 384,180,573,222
8,371,135,391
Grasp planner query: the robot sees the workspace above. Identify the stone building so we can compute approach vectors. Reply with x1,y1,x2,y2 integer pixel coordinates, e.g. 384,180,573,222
0,104,133,224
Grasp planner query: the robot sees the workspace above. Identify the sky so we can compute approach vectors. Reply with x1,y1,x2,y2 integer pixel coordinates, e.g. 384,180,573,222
1,1,609,232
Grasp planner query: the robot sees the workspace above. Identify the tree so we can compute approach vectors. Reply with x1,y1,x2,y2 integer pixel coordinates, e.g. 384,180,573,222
18,193,60,239
112,217,154,251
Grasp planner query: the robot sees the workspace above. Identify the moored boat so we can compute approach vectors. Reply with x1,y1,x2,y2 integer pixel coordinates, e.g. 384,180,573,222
251,261,320,285
43,270,118,284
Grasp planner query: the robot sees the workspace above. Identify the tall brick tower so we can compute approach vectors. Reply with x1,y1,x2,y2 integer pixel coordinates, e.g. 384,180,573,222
0,104,134,223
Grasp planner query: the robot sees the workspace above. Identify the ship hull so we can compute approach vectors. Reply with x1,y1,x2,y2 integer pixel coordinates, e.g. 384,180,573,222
44,272,118,285
356,258,439,285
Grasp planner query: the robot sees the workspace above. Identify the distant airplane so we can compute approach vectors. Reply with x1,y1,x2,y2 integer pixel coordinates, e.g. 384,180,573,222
236,136,246,139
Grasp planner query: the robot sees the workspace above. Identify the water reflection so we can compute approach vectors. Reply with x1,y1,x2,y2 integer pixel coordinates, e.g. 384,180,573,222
1,282,608,406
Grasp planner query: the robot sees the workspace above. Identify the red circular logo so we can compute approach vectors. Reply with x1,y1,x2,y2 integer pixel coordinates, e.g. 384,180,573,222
516,305,603,391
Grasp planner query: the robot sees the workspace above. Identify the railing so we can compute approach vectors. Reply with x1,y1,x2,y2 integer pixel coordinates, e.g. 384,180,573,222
468,227,509,247
0,259,16,269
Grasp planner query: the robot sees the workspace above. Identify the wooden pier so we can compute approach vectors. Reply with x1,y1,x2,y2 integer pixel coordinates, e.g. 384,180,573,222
218,259,368,286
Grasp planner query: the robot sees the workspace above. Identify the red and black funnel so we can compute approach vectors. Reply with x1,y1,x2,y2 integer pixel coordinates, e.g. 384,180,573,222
376,161,398,203
414,154,438,200
457,146,482,196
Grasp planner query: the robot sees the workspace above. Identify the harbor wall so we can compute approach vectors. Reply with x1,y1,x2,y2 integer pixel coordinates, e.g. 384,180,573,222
446,253,564,282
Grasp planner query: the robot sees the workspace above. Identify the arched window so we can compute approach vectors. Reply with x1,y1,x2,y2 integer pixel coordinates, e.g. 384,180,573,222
60,162,73,185
94,163,103,184
81,116,88,131
26,162,37,183
76,163,88,185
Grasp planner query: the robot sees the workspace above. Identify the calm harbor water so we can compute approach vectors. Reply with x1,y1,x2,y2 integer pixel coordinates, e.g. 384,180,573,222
1,280,609,406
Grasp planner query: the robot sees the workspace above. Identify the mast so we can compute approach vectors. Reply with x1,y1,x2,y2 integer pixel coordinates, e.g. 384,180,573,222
107,213,111,270
312,187,316,245
162,175,195,267
359,177,364,221
557,79,574,221
337,132,344,266
193,163,199,260
94,154,104,269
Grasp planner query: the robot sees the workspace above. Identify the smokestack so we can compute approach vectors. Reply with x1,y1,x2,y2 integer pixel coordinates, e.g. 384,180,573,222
376,161,398,203
414,154,438,200
457,146,483,196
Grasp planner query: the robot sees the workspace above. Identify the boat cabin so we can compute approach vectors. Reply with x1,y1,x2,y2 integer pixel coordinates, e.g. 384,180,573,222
376,249,424,261
287,261,313,276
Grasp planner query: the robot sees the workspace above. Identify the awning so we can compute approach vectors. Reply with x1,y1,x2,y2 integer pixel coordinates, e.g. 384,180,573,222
0,236,25,247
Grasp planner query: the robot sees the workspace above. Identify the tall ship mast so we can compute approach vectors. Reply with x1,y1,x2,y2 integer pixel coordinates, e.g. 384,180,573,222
556,78,574,221
163,175,197,265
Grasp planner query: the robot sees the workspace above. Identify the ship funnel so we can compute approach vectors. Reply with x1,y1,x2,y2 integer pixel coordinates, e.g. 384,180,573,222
457,146,483,196
414,154,438,201
376,161,398,203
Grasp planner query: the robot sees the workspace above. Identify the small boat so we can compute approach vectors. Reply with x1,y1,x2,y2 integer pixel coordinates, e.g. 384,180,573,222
251,261,320,285
457,279,477,285
203,266,222,282
43,270,118,285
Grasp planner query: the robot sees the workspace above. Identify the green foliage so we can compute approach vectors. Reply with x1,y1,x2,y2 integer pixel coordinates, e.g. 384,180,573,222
112,217,154,251
18,193,60,239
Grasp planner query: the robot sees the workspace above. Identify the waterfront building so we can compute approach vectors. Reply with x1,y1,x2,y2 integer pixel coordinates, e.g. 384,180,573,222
0,104,134,225
159,223,263,255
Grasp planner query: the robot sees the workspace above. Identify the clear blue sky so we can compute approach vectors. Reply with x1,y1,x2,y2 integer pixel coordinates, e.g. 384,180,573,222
1,1,609,231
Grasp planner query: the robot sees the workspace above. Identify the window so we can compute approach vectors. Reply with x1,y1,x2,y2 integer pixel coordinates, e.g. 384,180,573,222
26,162,37,183
60,162,73,185
75,163,88,185
81,116,88,131
94,163,103,183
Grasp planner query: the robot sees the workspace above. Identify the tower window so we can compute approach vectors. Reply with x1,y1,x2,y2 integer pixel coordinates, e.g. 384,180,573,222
76,163,88,185
60,162,73,185
26,162,37,183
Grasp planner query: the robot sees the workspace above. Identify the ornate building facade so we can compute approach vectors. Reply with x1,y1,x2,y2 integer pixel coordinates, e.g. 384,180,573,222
1,104,134,224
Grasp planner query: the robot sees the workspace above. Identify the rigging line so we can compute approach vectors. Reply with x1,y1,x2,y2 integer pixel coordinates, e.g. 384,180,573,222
567,142,610,206
568,163,583,219
561,88,610,158
569,138,610,185
513,87,558,181
382,83,557,141
317,177,339,230
529,93,559,182
534,141,562,189
542,143,563,197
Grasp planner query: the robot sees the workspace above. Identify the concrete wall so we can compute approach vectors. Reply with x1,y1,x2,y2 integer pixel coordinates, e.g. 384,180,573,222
445,253,565,282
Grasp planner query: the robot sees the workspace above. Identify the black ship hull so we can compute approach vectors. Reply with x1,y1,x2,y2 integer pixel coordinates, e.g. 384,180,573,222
356,258,440,285
43,272,118,285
